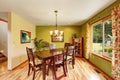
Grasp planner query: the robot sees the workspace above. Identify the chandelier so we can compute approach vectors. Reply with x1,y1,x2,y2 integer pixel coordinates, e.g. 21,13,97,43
50,10,64,41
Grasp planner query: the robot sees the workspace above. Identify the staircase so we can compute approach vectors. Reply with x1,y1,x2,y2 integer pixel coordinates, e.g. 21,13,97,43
0,52,7,62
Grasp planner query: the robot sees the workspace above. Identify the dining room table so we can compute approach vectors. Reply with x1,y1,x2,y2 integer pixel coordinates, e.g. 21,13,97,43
35,48,66,80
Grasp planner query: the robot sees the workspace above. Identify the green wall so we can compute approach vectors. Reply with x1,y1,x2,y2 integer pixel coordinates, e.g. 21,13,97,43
80,0,120,77
36,0,120,77
36,25,81,48
89,54,112,76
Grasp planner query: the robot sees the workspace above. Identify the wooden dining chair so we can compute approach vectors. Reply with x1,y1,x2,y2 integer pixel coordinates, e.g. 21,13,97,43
65,45,75,72
49,43,56,50
26,47,42,80
47,49,66,78
64,43,71,49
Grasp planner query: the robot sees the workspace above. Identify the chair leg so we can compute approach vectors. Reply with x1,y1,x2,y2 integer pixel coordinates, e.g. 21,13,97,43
28,64,31,76
63,64,66,76
65,61,68,72
46,66,50,75
47,59,52,75
33,69,35,80
72,59,75,68
72,62,74,68
39,65,41,70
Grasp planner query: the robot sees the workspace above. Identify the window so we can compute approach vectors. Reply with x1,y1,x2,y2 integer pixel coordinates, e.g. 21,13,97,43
92,19,112,58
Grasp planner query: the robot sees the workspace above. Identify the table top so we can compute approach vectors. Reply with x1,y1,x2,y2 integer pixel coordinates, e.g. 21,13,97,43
35,48,65,59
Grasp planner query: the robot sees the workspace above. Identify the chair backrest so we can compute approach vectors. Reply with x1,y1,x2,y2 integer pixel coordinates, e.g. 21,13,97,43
54,49,66,64
26,47,35,66
64,43,71,49
66,45,75,56
49,44,56,50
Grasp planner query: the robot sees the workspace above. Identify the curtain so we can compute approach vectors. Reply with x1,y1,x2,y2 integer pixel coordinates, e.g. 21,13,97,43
112,4,120,80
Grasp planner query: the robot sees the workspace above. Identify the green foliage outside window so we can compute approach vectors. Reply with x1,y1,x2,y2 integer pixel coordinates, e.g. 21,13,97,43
92,20,112,58
93,23,103,43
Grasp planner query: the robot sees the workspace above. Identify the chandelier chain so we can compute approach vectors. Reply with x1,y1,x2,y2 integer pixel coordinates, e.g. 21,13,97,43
55,10,58,30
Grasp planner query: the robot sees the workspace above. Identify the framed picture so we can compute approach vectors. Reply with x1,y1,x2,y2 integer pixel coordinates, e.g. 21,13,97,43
51,34,64,42
21,30,31,43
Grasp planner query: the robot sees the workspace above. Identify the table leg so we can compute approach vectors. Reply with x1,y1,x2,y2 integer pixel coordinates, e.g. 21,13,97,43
42,60,46,80
52,57,57,80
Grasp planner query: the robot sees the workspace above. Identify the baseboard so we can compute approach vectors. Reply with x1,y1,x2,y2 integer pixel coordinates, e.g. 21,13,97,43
9,60,28,71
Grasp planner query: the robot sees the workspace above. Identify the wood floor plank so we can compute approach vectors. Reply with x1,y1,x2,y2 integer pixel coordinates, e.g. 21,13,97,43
0,58,112,80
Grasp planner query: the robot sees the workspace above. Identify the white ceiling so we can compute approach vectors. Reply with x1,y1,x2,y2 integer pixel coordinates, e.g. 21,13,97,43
0,0,116,25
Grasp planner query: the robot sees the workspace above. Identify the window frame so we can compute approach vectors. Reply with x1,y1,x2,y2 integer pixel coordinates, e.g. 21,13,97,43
91,17,112,59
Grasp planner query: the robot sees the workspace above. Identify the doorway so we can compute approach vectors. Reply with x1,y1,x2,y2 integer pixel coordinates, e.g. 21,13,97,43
0,12,8,72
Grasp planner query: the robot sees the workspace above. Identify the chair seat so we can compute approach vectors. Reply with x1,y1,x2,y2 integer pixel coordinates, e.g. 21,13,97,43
67,55,72,60
30,59,42,66
35,58,43,65
55,60,63,65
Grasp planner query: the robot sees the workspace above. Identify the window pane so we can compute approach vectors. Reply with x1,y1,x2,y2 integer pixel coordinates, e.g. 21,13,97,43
103,20,112,58
93,23,103,54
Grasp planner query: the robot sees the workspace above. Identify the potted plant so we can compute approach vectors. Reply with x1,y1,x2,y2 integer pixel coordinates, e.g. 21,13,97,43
33,38,49,51
33,38,44,51
42,41,49,50
72,33,77,38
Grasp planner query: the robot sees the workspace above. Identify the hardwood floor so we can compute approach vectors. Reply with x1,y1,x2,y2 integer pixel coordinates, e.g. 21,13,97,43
0,58,112,80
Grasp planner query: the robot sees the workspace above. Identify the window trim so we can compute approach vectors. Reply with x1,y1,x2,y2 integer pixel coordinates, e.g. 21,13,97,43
91,17,112,59
90,15,111,25
91,21,103,54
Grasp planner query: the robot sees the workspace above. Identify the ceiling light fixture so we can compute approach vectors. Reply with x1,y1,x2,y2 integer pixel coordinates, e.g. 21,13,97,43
50,10,63,41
